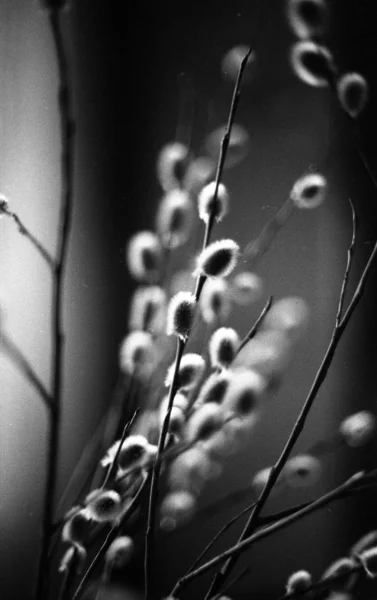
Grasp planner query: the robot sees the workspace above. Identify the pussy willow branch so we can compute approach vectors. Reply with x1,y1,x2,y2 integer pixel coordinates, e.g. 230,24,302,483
171,471,376,595
72,472,149,600
101,408,139,489
237,295,273,354
34,8,75,600
144,46,254,599
0,332,52,409
203,197,365,598
335,198,357,327
1,206,54,267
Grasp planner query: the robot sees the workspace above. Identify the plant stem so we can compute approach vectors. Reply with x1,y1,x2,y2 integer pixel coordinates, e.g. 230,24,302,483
34,8,75,599
202,200,371,598
171,471,373,595
2,207,54,267
237,295,273,354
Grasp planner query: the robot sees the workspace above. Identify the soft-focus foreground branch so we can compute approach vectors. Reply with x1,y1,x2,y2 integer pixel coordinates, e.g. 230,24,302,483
143,47,254,599
34,6,75,599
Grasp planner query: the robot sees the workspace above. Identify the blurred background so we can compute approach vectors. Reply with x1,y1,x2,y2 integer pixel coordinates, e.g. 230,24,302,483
0,0,377,598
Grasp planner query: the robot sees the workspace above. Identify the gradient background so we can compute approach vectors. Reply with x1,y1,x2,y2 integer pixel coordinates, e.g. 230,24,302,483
1,0,377,598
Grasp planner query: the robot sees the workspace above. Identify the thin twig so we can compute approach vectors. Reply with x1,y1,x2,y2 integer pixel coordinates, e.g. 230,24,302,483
0,332,52,409
171,471,374,594
1,206,54,267
72,473,148,600
203,201,372,598
101,408,139,488
335,198,358,327
34,8,75,600
143,45,254,600
237,295,273,354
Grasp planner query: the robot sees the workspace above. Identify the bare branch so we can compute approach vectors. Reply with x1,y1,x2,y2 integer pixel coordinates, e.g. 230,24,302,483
237,295,273,354
1,206,54,268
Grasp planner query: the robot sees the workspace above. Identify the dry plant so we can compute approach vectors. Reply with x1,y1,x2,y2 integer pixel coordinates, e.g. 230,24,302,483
1,1,377,599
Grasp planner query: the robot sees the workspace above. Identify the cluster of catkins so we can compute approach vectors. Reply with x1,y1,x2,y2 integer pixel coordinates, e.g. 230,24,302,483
59,0,374,582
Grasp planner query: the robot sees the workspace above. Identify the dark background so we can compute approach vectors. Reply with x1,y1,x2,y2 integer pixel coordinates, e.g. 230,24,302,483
1,0,377,598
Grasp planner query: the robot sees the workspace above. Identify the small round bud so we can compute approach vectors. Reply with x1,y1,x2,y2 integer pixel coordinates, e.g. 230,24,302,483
128,286,167,334
321,557,358,592
59,545,87,574
251,466,274,496
183,156,216,196
194,239,240,279
287,0,328,39
62,509,92,546
119,331,156,377
0,194,9,216
167,291,196,340
165,353,206,391
160,490,196,530
283,454,321,488
160,404,186,436
351,531,377,556
105,536,134,569
286,570,312,595
222,368,265,420
359,546,377,578
160,392,190,416
230,272,263,305
205,124,250,169
195,371,231,407
337,72,368,119
261,296,309,341
157,142,189,192
126,231,163,283
221,45,255,83
198,181,229,224
291,40,335,87
185,402,224,442
209,327,240,369
156,189,194,249
200,278,232,324
168,446,213,494
101,434,154,474
85,489,123,523
290,173,327,209
339,411,376,448
233,330,291,389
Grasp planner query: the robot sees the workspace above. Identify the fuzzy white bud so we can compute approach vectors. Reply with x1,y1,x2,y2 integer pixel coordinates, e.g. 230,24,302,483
160,490,196,530
291,40,335,87
222,368,265,420
85,489,123,523
290,173,327,209
321,557,358,592
101,434,154,472
159,392,190,415
195,371,231,407
359,547,377,578
126,231,163,283
283,454,321,488
287,0,328,39
156,189,194,249
337,72,368,119
59,545,87,574
166,291,196,339
251,466,273,496
168,446,213,494
105,536,134,569
286,570,312,594
128,286,167,334
194,239,240,279
205,123,250,169
221,45,255,83
351,531,377,556
200,278,232,324
183,156,216,196
230,272,263,305
339,410,376,448
157,142,189,192
62,508,92,546
165,353,206,391
261,296,309,341
209,327,240,369
185,402,224,442
198,181,229,224
119,331,156,377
